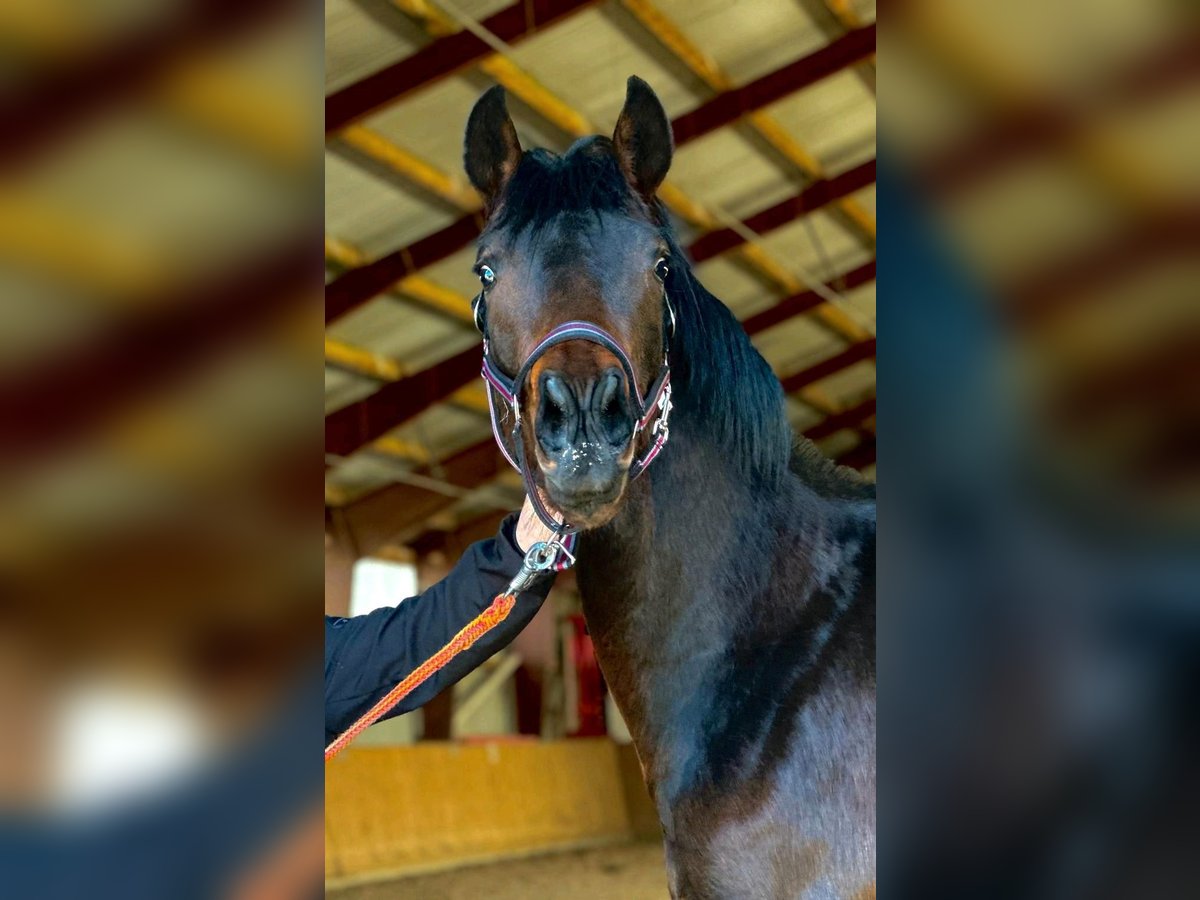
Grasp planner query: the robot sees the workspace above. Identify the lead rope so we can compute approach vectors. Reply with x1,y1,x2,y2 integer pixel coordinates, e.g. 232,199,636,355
324,537,571,762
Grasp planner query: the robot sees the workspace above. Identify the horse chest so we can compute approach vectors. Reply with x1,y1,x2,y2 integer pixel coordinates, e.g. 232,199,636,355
584,570,874,899
661,669,876,900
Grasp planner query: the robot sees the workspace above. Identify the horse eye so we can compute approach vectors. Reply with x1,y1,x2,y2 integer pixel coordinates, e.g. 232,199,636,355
654,257,670,281
478,265,496,287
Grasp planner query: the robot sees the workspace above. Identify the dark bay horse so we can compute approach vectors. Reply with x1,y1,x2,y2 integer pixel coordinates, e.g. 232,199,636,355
464,77,876,899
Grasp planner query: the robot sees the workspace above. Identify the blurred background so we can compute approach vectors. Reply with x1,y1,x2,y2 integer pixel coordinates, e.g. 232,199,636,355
0,1,322,898
323,0,876,895
880,2,1199,899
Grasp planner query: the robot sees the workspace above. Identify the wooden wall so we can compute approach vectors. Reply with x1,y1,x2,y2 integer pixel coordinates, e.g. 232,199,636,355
325,738,656,884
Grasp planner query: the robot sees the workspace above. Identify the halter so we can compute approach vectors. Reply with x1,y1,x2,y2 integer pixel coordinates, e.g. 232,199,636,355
474,284,676,550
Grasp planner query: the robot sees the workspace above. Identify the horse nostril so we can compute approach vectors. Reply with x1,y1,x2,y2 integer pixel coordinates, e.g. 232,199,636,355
596,371,621,417
592,369,632,447
543,373,574,414
537,372,578,453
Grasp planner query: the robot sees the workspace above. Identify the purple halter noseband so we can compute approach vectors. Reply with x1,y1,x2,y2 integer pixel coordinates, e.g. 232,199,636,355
474,285,676,552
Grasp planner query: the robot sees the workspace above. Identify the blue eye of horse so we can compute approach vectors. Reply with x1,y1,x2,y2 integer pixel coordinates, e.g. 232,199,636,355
479,265,495,287
654,258,670,281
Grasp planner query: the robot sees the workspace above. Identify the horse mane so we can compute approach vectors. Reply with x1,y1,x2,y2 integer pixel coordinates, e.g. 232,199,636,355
660,230,793,486
662,232,874,500
789,437,876,500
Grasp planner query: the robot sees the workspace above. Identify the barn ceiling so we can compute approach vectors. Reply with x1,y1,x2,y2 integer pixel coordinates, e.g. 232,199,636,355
324,0,878,556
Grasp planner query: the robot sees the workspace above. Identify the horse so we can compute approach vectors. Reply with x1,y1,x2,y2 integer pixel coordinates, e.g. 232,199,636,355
463,76,876,899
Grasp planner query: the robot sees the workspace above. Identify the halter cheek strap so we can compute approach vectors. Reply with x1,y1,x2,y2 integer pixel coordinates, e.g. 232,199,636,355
476,292,675,542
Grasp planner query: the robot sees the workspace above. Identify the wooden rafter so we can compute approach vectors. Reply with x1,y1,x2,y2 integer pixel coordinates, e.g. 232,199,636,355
325,213,482,323
326,343,481,457
803,395,875,441
334,125,481,211
334,436,510,555
814,0,876,93
408,508,511,559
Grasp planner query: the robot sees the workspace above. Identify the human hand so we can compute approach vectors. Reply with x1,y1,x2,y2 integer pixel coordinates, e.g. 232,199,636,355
515,493,560,552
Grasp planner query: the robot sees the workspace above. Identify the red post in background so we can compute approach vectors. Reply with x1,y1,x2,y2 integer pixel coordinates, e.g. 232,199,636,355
567,614,606,737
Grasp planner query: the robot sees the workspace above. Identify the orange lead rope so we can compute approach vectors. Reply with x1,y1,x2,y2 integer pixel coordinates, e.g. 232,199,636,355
324,591,518,761
324,538,571,762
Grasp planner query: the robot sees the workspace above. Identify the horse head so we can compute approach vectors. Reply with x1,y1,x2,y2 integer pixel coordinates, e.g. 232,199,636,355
464,77,676,530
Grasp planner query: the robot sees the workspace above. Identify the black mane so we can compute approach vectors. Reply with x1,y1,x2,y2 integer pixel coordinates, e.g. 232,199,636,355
665,228,874,500
660,230,792,487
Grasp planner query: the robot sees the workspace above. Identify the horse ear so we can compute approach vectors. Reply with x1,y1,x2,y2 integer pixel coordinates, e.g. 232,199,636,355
612,76,673,199
464,85,522,207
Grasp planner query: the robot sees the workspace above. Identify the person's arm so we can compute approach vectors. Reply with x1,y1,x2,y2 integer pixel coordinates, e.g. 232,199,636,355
323,501,557,742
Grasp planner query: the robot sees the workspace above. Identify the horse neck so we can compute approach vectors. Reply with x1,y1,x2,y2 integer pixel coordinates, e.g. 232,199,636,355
575,411,841,801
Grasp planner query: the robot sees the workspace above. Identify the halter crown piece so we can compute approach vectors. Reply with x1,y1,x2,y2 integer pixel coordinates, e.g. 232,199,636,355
474,285,676,567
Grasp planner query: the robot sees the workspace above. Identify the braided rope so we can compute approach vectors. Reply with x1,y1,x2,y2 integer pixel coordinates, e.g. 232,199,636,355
324,591,518,762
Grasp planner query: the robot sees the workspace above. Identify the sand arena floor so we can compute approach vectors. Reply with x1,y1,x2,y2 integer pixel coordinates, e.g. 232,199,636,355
328,841,670,900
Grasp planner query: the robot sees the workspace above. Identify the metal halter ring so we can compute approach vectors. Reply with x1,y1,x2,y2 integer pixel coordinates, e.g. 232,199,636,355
472,293,487,334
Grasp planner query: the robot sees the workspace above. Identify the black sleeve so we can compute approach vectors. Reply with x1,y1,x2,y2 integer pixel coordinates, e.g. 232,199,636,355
323,512,553,744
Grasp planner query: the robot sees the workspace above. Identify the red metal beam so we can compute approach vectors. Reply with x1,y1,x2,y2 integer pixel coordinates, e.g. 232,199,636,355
1,237,314,460
1006,208,1200,329
742,260,876,335
326,343,481,457
780,338,876,395
669,23,876,145
1049,333,1200,432
688,159,876,262
0,0,294,169
325,212,482,324
836,437,876,471
918,32,1200,199
326,0,601,133
803,396,875,441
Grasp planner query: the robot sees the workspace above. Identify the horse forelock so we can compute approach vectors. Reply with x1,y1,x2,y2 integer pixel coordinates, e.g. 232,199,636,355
485,137,655,239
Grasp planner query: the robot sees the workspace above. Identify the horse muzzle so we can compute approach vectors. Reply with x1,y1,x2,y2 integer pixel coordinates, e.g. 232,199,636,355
533,364,635,525
478,314,673,534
